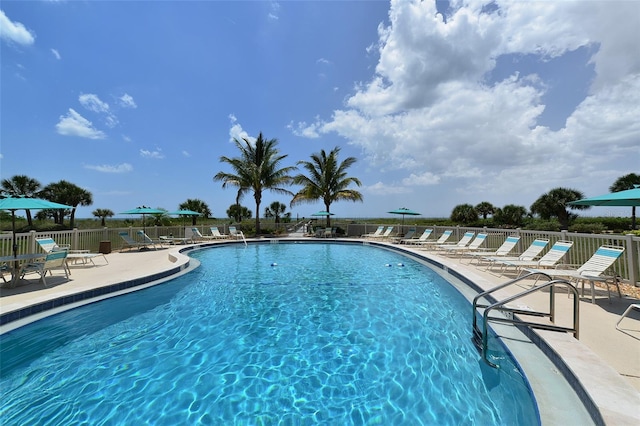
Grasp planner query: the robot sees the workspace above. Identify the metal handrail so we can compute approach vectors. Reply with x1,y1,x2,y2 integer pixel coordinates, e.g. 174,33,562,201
472,272,580,368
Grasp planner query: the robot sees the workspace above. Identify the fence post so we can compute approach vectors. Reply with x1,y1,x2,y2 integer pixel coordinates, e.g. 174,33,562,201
625,234,638,286
72,228,79,250
29,230,37,253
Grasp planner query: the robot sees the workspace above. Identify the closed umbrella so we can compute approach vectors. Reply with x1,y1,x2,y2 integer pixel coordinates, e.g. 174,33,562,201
0,196,72,286
388,207,421,233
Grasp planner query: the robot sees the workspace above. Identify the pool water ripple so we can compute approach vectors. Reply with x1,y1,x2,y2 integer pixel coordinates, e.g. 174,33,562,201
1,242,538,425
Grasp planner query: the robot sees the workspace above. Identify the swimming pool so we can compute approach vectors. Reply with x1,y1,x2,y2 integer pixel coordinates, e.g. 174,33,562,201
1,242,539,425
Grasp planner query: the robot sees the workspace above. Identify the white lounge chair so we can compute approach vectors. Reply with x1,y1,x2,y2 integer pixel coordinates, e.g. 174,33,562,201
229,226,245,240
482,238,549,270
404,229,433,245
418,230,453,249
20,250,69,286
495,240,573,276
210,226,229,239
525,245,624,304
36,237,108,268
463,235,520,264
362,225,384,239
370,226,394,240
435,231,475,251
441,233,487,256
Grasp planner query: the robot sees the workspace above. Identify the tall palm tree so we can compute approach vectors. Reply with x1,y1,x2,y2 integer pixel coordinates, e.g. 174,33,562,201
530,187,589,230
179,198,212,225
609,173,640,230
1,175,42,227
214,132,295,235
291,147,363,227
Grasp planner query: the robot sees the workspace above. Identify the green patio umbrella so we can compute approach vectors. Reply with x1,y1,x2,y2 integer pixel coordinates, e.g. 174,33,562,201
0,197,72,284
569,186,640,229
388,207,421,233
311,211,334,226
167,209,201,236
120,206,166,235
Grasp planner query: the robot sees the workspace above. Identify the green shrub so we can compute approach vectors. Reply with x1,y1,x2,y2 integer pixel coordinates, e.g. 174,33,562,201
569,222,605,234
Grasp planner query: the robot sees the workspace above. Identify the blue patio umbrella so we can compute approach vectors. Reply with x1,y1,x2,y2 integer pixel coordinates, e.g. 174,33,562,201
388,207,421,233
0,197,72,283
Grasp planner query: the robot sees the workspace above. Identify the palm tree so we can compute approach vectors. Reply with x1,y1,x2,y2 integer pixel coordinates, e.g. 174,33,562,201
1,175,42,227
226,204,252,222
40,180,93,228
530,187,589,230
291,147,363,227
450,204,478,224
92,208,114,226
178,198,212,225
264,201,288,224
475,201,495,220
610,173,640,230
494,204,527,227
214,132,296,235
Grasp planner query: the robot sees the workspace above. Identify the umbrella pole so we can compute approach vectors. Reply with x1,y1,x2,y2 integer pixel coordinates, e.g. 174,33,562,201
11,211,19,287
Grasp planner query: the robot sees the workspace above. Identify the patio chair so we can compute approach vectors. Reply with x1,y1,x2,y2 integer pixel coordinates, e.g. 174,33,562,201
525,245,624,304
494,240,573,276
36,237,108,268
136,231,162,249
482,238,549,270
370,226,394,240
418,230,453,249
210,226,229,239
616,304,640,331
403,229,433,245
362,225,384,239
20,249,69,287
441,233,487,256
118,231,148,251
462,235,520,264
435,231,475,251
187,227,216,242
229,226,245,240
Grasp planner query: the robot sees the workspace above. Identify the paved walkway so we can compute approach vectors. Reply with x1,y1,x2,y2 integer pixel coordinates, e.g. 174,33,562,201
1,239,639,424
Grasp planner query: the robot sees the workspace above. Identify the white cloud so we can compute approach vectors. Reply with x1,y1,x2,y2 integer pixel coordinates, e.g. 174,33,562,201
287,120,321,139
228,114,255,143
50,48,61,60
364,181,411,195
140,148,164,159
79,93,110,113
55,108,106,139
84,163,133,173
182,150,191,157
268,2,280,20
0,10,35,46
119,93,137,108
311,0,640,210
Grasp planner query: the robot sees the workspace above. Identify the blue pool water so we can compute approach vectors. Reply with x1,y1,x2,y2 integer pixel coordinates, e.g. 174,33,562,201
0,242,539,425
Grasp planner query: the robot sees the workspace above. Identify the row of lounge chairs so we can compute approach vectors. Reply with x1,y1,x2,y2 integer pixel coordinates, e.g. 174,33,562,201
396,229,625,304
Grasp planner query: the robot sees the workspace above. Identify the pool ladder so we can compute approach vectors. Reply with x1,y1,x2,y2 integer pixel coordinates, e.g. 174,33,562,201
471,272,579,368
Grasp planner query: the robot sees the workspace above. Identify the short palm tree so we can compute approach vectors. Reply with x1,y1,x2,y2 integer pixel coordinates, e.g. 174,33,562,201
178,199,211,225
40,180,93,228
92,208,114,226
214,133,295,235
1,175,42,227
291,147,363,227
264,201,288,224
530,187,589,230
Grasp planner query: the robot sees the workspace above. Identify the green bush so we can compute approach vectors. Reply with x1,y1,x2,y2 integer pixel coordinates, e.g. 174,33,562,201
569,222,605,234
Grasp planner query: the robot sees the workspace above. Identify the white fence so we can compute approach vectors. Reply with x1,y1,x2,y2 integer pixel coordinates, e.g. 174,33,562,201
1,225,639,285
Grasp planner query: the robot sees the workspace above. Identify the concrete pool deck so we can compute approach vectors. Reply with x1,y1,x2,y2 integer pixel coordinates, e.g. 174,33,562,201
1,238,639,424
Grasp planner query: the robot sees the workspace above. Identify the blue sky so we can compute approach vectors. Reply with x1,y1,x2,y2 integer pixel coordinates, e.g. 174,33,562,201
1,1,639,221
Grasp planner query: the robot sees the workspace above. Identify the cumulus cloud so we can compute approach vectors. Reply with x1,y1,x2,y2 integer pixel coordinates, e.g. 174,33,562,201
140,148,164,159
55,108,106,139
119,93,137,108
228,114,255,143
300,0,640,208
0,10,35,46
84,163,133,173
79,93,118,128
